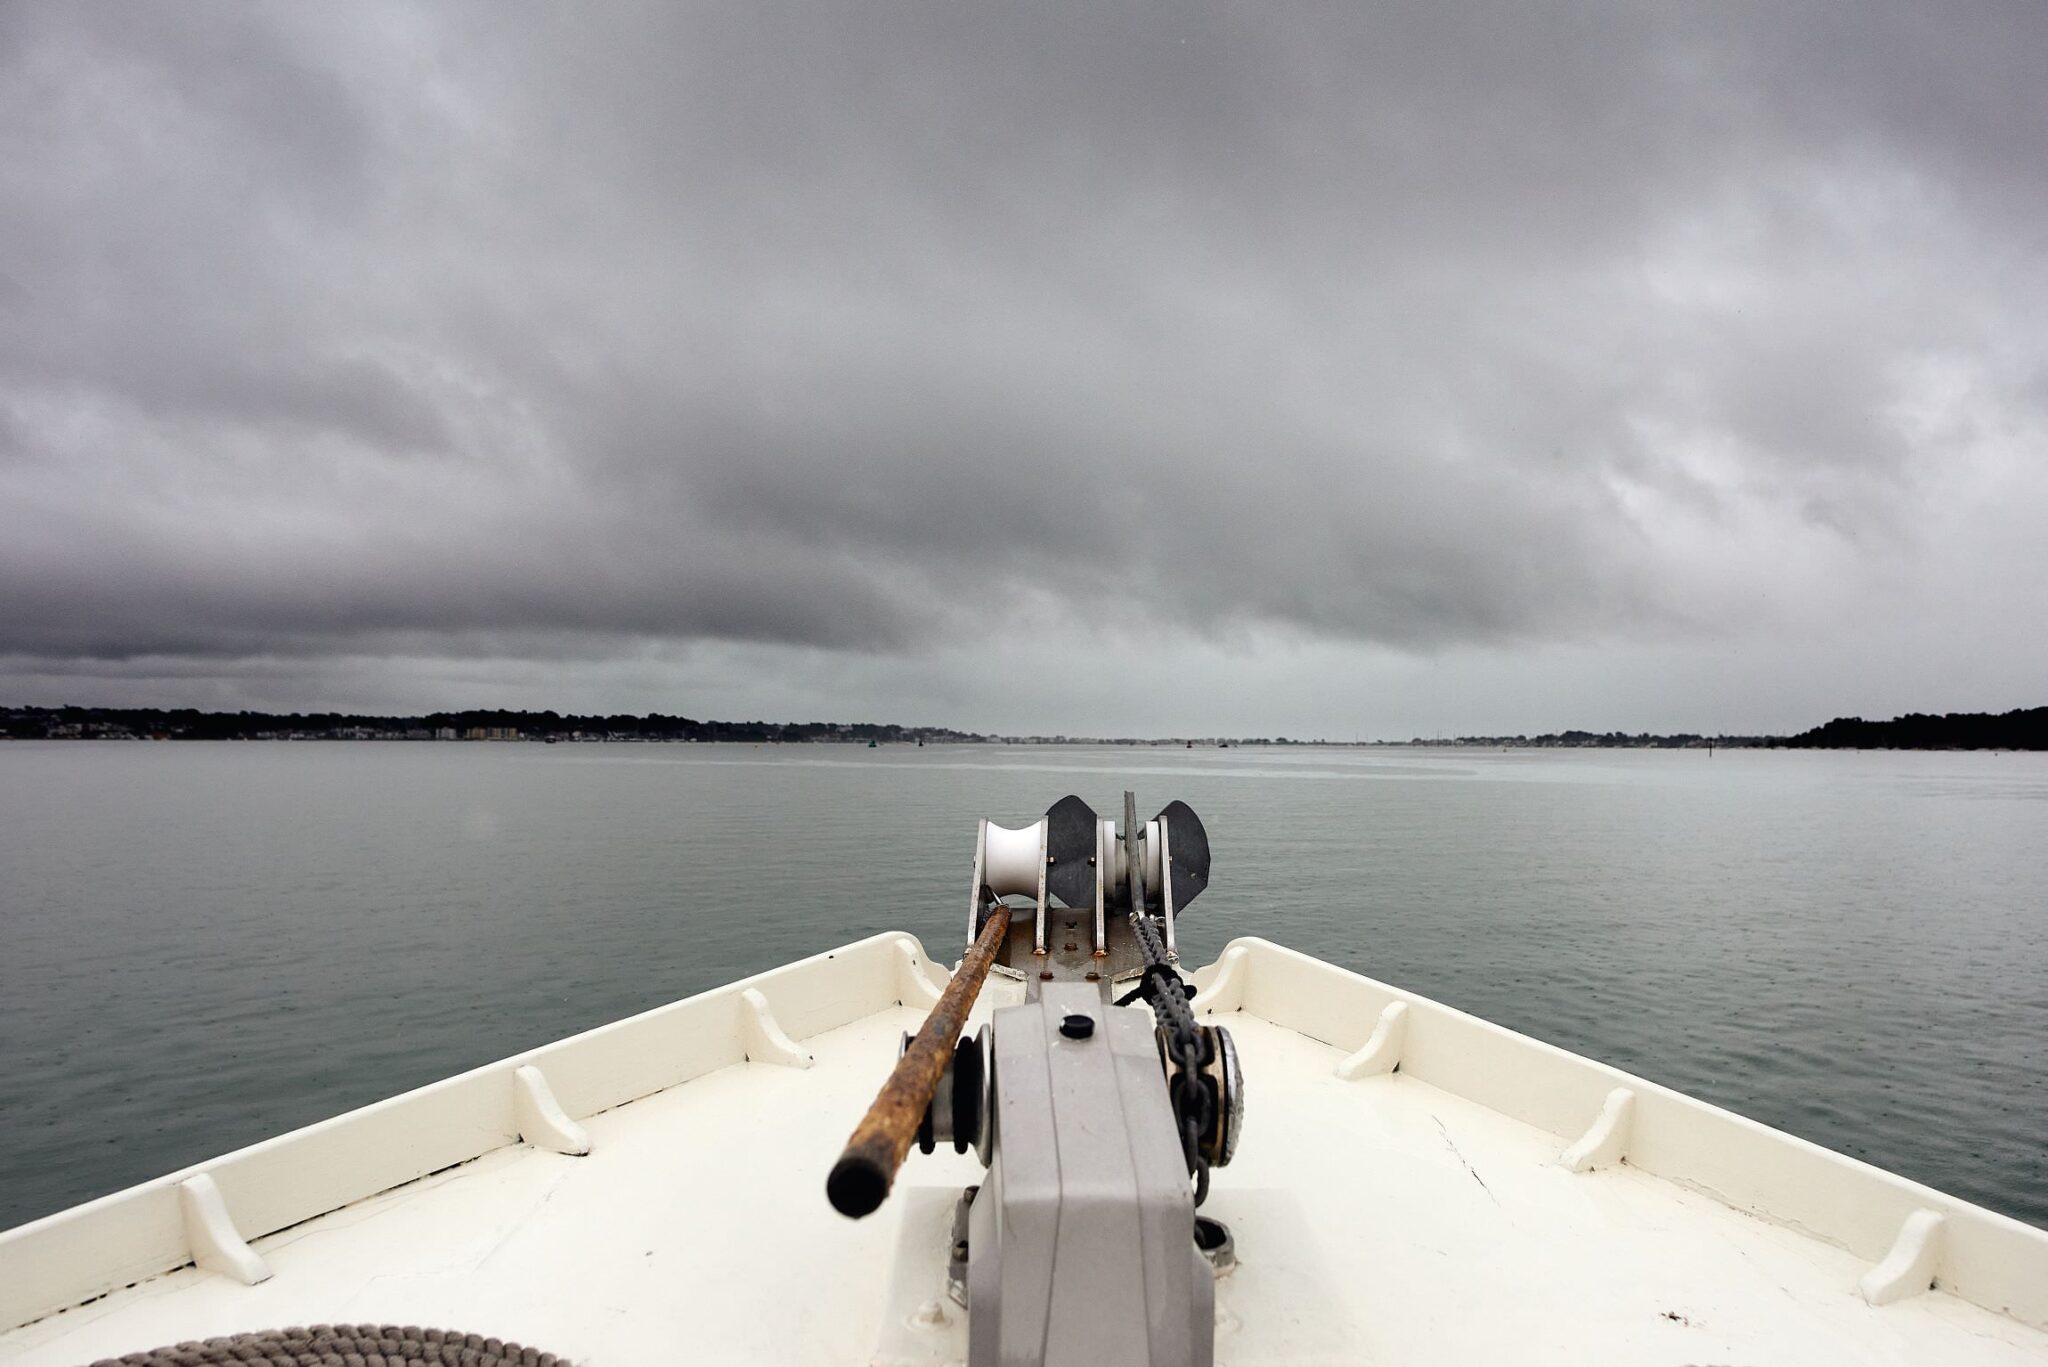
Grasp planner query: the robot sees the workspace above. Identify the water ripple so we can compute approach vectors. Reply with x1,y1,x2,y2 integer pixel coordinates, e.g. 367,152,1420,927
0,742,2043,1232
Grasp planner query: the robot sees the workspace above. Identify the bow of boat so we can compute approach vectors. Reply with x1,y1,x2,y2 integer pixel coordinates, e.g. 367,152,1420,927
2,932,2045,1366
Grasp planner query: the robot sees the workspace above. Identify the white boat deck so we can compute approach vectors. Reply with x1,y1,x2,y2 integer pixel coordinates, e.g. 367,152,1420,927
2,933,2046,1365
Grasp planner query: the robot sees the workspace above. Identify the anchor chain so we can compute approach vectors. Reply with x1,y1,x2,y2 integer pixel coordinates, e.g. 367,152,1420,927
1128,898,1215,1206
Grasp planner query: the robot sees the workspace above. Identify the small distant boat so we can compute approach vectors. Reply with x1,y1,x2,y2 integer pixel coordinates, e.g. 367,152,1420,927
868,738,878,748
3,792,2044,1366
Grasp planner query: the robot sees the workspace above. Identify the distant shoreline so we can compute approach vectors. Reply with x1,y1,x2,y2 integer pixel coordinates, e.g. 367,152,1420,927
3,704,2042,751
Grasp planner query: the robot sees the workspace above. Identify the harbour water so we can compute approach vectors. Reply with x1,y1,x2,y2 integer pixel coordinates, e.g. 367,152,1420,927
1,741,2043,1233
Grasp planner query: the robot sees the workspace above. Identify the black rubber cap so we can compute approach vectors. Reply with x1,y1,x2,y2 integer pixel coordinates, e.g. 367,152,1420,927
1059,1013,1096,1039
827,1157,888,1218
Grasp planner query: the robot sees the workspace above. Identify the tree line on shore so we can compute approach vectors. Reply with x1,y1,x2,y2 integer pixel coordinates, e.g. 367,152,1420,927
1772,707,2046,751
3,703,2043,749
0,705,980,744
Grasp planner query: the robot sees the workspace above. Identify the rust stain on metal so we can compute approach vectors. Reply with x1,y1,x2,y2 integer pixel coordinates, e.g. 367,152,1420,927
827,909,1010,1219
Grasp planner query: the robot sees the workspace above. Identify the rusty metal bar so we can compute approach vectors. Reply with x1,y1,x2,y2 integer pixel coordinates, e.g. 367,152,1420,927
827,906,1012,1218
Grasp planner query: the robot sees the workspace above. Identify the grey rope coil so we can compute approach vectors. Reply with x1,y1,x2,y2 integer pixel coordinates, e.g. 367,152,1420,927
83,1323,568,1367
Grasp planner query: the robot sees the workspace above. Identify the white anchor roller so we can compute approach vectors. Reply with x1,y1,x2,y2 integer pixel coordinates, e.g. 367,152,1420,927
1097,817,1165,893
969,817,1051,955
977,818,1048,899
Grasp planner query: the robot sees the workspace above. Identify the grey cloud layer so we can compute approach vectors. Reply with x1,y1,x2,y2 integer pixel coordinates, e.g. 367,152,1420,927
3,3,2044,689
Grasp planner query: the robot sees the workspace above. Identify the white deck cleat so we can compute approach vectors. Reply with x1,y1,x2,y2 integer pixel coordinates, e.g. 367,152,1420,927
1559,1086,1636,1172
1335,1001,1409,1079
176,1173,270,1287
1860,1207,1948,1306
738,987,814,1068
512,1065,590,1156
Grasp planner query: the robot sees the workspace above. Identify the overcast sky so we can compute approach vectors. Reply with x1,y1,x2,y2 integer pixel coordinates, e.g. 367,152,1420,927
3,3,2043,737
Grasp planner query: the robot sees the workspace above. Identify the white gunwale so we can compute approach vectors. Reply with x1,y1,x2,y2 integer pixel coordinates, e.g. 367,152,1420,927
3,930,2045,1344
1187,937,2048,1329
0,931,952,1334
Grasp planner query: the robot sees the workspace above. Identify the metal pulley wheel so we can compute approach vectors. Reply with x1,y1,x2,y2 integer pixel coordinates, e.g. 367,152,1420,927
1199,1024,1243,1168
1156,1022,1243,1170
903,1029,989,1158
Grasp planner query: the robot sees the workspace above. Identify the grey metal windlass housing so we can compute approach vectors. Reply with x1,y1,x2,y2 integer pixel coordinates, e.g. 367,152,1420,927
967,983,1213,1367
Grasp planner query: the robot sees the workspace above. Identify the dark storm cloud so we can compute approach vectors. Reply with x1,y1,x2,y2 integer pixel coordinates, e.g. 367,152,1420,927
2,2,2045,708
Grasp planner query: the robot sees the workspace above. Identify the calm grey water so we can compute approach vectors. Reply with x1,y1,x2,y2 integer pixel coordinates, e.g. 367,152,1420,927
1,741,2044,1233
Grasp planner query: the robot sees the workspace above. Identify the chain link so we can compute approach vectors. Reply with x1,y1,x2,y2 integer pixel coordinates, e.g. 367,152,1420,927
1129,906,1213,1206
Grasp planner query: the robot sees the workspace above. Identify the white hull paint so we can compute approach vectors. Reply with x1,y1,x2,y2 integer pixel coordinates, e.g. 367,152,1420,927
0,934,2043,1364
